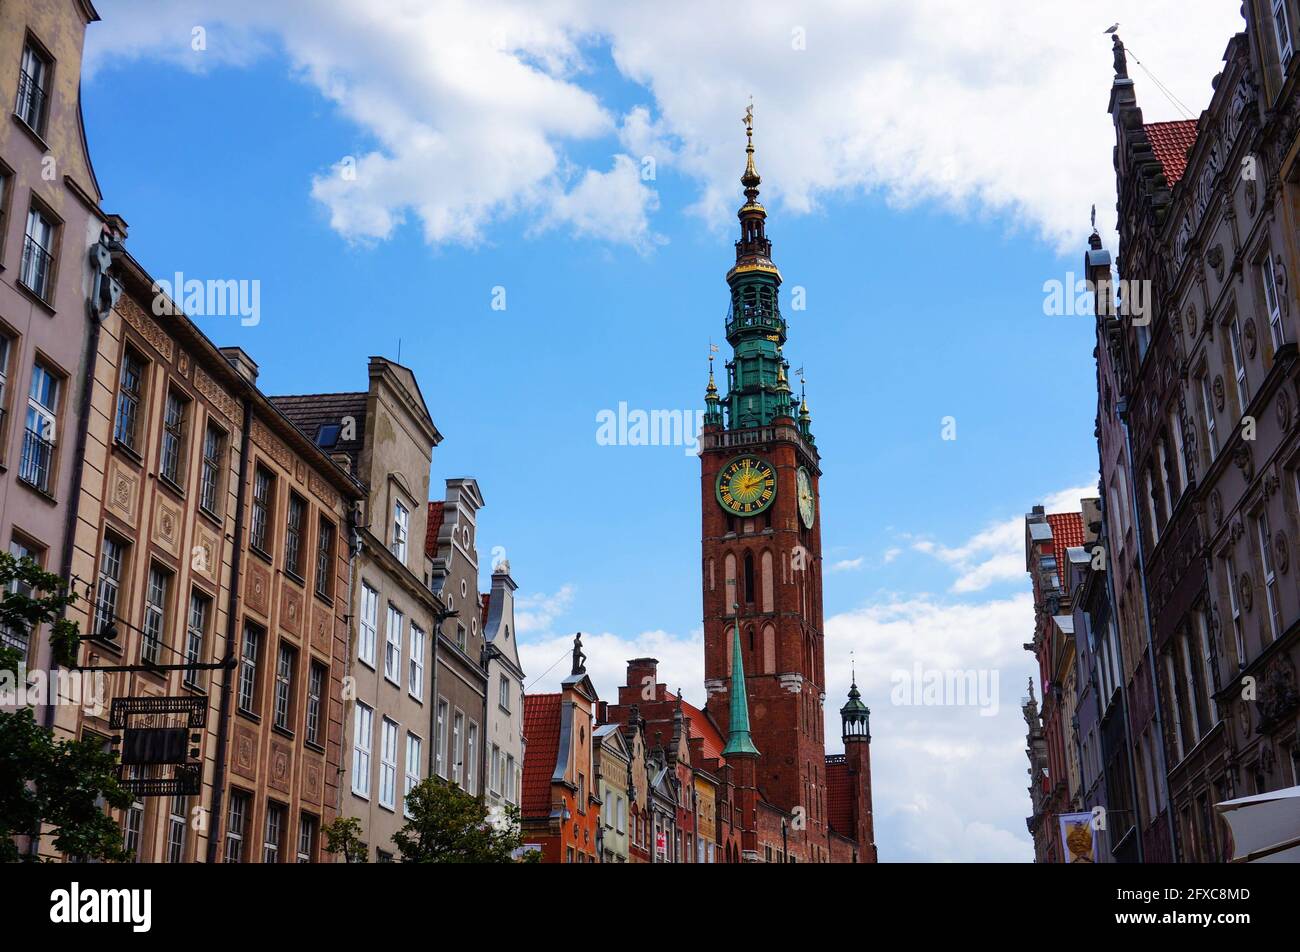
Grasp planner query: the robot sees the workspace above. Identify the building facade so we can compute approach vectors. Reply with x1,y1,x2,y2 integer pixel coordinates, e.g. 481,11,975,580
54,249,360,863
272,357,442,862
482,562,525,824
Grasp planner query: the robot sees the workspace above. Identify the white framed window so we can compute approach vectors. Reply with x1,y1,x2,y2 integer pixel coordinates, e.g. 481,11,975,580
166,795,187,863
20,205,55,301
358,582,378,666
1199,373,1219,461
1169,412,1187,496
16,41,51,134
183,591,209,689
1164,652,1186,762
491,744,501,795
498,675,510,711
435,700,448,778
1145,470,1161,546
408,624,425,701
274,642,296,732
249,466,274,553
20,362,58,492
1157,441,1174,517
263,802,284,864
506,754,516,804
1263,252,1286,350
238,624,261,713
113,348,144,450
141,565,169,665
160,389,187,485
384,604,403,685
1227,556,1246,667
392,500,409,562
1230,314,1250,415
199,421,225,515
452,711,464,786
466,721,479,795
305,662,325,746
1274,0,1294,66
352,702,373,798
224,791,248,864
404,732,422,819
379,718,398,810
122,800,144,860
93,536,125,638
297,814,317,863
1257,511,1281,641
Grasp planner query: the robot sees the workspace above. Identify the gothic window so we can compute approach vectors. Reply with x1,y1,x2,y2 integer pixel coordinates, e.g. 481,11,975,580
743,552,755,603
761,551,774,612
762,624,775,674
724,553,736,612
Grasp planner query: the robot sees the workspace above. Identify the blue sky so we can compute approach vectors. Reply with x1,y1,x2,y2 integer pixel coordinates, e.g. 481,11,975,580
82,0,1242,860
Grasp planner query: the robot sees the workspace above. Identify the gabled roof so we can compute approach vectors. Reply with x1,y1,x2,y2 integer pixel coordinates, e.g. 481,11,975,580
1145,119,1199,187
522,693,562,816
679,697,725,763
425,501,445,559
1044,511,1085,589
825,757,852,838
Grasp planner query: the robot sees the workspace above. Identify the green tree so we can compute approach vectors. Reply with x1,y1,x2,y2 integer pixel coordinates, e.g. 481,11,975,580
393,777,534,863
323,816,369,863
0,553,131,863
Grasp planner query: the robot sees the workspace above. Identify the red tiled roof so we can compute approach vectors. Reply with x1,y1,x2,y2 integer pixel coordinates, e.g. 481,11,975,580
679,698,725,763
1145,120,1199,187
425,501,445,559
522,693,562,816
825,758,852,838
1045,511,1086,589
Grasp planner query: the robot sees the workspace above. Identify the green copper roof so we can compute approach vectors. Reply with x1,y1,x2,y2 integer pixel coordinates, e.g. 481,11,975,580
723,618,760,758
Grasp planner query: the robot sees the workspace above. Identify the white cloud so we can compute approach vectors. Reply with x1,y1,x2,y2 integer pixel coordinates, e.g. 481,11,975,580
85,1,1242,252
520,628,705,706
513,584,575,635
912,483,1095,592
832,556,865,572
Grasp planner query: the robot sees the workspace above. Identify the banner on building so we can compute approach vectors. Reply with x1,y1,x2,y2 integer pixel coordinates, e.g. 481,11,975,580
1058,812,1097,863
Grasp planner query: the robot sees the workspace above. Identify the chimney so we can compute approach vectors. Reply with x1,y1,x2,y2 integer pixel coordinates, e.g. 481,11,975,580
626,657,659,696
597,700,608,724
219,346,259,384
105,213,129,242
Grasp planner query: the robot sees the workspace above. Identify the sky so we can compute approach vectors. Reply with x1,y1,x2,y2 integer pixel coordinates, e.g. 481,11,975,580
81,0,1244,861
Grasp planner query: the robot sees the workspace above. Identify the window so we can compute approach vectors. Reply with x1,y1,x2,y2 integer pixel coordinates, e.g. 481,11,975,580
452,711,464,786
141,565,170,665
1229,314,1250,415
435,700,448,778
491,744,501,794
379,718,398,810
392,500,409,562
250,466,274,554
92,536,125,639
456,622,467,651
0,334,10,447
183,591,210,689
305,662,325,747
113,349,144,451
384,604,403,685
1158,440,1174,517
263,802,284,863
408,624,425,701
404,733,422,818
166,796,188,863
20,362,58,493
358,583,378,666
284,494,306,577
274,642,296,732
1,539,41,655
1145,470,1160,547
1257,511,1281,641
160,390,188,484
498,675,511,711
224,791,249,863
15,40,51,134
238,624,262,713
466,721,478,794
20,205,56,301
352,702,373,798
1169,413,1187,497
315,518,335,599
617,796,626,833
1227,556,1246,667
1199,373,1218,462
199,422,225,515
1263,252,1286,350
297,814,318,863
1274,0,1294,66
506,754,516,803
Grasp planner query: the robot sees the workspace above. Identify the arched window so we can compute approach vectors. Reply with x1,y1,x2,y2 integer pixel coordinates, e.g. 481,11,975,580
761,551,774,612
724,553,737,612
743,552,755,603
762,624,776,674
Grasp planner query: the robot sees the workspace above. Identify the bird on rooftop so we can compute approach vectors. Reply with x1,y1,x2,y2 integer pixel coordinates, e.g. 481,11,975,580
1104,23,1120,34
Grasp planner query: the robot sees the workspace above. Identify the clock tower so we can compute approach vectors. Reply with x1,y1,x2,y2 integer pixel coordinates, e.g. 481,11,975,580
701,111,828,832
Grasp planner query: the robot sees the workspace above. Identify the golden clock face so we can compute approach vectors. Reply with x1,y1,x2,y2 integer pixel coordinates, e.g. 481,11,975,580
797,467,815,528
716,455,776,516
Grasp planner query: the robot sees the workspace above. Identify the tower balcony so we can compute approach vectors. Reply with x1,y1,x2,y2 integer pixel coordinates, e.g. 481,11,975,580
726,306,786,341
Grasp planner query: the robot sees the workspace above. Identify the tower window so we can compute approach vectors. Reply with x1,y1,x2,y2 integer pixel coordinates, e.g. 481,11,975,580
743,552,755,603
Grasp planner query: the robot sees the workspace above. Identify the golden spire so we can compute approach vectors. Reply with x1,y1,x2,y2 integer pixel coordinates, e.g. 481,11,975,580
706,354,719,396
741,98,761,192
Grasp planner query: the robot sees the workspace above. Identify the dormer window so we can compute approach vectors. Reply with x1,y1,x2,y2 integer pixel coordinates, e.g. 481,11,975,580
392,500,409,562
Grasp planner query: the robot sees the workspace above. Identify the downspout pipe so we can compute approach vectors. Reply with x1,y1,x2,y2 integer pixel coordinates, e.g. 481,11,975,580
206,394,253,862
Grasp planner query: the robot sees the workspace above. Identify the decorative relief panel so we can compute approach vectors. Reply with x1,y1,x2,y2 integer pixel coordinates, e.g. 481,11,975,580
280,584,303,637
193,365,243,428
233,722,258,781
268,740,292,794
310,604,332,654
245,559,270,618
153,499,181,558
251,419,294,472
106,461,139,526
303,758,323,807
192,524,219,585
308,470,340,511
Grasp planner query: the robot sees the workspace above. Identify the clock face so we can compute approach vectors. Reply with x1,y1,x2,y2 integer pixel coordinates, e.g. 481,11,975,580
797,467,815,528
716,455,776,516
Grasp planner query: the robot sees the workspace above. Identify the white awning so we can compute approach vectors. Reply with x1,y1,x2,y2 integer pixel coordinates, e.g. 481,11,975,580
1215,784,1300,863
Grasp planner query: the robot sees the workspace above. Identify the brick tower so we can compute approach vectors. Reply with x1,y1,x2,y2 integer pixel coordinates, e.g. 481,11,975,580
701,107,829,836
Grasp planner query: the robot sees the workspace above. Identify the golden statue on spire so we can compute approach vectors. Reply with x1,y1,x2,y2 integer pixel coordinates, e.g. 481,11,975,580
741,97,760,192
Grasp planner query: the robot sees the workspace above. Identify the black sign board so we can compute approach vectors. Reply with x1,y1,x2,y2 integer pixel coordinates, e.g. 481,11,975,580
110,696,208,797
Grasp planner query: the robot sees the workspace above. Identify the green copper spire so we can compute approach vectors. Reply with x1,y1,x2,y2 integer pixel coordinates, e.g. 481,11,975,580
704,355,723,427
723,611,760,758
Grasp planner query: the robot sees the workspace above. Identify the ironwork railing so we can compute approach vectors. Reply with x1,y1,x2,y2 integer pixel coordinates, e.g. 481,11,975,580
20,235,53,301
18,426,53,493
15,68,46,131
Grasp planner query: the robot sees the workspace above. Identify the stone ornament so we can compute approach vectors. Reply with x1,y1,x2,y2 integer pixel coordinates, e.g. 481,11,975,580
1213,375,1226,411
1210,489,1223,527
1244,318,1258,358
1276,256,1290,316
1275,530,1290,574
1186,306,1198,337
1239,572,1254,612
1207,244,1225,281
1279,387,1293,431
